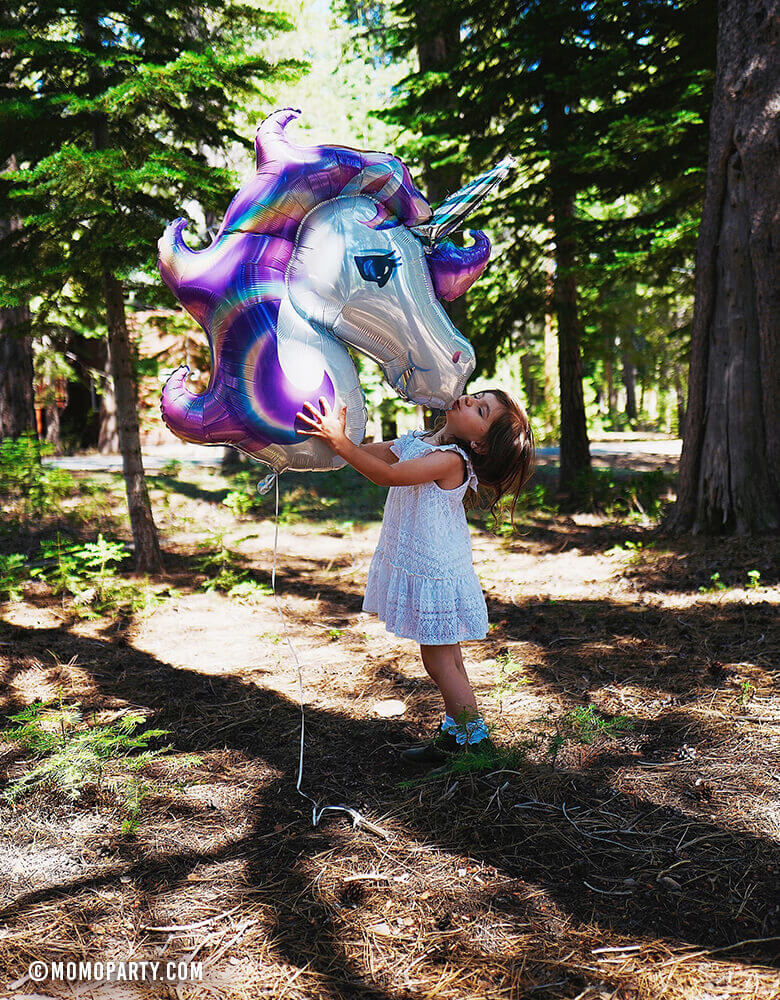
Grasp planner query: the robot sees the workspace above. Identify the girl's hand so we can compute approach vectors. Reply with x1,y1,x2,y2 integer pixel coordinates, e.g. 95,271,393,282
295,398,349,452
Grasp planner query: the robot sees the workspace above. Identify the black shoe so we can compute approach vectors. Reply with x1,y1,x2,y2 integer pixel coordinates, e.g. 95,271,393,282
400,725,461,766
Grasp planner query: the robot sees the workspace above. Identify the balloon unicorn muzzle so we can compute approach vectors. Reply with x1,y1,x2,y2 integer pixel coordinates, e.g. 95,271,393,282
158,108,509,473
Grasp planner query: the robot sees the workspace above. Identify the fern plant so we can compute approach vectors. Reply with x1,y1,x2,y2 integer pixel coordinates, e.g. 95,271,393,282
29,533,150,617
0,699,200,833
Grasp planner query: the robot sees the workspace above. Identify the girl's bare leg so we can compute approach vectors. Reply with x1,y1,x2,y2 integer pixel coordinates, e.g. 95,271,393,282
419,643,478,721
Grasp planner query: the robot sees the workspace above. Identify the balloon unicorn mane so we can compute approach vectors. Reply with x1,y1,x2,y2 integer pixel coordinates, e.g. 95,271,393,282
158,108,492,472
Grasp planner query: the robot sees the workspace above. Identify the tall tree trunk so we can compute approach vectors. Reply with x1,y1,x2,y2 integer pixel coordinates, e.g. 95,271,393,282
0,200,34,438
542,259,559,435
45,403,61,448
85,14,161,569
98,351,119,453
103,272,162,572
667,0,779,535
60,335,105,450
622,350,638,425
545,75,591,499
0,303,34,438
415,15,462,206
221,446,243,472
520,351,537,410
550,189,591,497
605,358,616,419
674,363,686,436
415,9,466,338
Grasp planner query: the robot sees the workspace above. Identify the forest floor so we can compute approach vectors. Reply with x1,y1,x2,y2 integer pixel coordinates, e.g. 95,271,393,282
0,458,778,1000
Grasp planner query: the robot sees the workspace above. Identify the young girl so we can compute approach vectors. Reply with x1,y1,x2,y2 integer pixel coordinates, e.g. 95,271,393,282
296,389,534,766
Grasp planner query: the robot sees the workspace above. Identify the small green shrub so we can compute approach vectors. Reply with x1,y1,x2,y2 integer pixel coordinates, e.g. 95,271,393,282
746,570,761,590
489,651,532,701
606,539,651,564
493,483,560,534
222,489,258,516
0,553,27,601
196,537,271,600
699,571,727,594
736,680,755,707
0,699,200,835
567,467,673,521
32,533,130,616
543,705,635,765
0,434,75,517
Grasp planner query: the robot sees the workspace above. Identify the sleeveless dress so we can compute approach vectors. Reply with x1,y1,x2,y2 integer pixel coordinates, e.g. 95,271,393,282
362,430,489,644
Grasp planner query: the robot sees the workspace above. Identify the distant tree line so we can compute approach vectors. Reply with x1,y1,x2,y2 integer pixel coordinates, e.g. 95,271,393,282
1,0,776,549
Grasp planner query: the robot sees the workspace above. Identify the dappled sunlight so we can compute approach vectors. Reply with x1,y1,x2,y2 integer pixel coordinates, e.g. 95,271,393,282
1,457,777,999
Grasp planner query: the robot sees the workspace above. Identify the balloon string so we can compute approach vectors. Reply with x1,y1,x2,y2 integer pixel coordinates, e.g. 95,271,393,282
267,472,390,839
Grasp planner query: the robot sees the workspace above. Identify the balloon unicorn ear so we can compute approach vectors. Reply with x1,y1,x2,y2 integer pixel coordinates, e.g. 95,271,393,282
426,231,492,301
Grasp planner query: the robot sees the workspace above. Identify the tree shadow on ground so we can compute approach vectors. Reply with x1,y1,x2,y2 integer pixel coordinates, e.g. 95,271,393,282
487,595,778,687
145,473,232,506
150,550,777,695
496,516,780,594
1,617,777,999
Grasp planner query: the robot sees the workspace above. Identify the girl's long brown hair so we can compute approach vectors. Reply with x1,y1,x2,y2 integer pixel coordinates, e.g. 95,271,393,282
448,389,535,529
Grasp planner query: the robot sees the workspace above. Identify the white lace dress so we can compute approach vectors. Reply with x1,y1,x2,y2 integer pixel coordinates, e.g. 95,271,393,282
362,430,489,644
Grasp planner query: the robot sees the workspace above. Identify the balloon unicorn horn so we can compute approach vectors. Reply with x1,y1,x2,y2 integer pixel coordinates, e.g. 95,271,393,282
158,108,514,473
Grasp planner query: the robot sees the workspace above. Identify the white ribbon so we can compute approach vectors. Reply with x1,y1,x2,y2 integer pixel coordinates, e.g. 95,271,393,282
265,473,391,839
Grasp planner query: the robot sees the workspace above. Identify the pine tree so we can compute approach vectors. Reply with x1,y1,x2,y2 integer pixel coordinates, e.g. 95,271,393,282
0,1,301,570
384,0,715,501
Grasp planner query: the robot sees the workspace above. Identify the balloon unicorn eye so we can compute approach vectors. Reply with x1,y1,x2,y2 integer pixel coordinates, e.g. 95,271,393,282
354,251,400,288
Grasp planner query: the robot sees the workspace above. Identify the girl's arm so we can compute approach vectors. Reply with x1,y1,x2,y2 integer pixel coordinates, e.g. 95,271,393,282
296,399,464,489
357,440,399,463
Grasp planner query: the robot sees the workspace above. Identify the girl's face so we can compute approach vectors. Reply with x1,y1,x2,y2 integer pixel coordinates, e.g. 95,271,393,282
445,391,505,452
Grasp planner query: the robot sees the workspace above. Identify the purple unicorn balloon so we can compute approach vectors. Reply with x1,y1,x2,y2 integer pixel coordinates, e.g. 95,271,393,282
158,108,492,472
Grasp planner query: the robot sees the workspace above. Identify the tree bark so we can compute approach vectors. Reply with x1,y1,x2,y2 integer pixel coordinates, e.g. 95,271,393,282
550,189,591,497
84,14,161,568
415,15,462,207
542,260,559,435
0,208,34,438
103,271,163,572
60,336,105,450
520,351,538,410
622,350,638,426
414,7,466,419
666,0,779,534
415,8,464,339
674,363,686,436
98,352,119,453
605,358,616,420
544,70,591,499
0,303,34,438
45,403,61,448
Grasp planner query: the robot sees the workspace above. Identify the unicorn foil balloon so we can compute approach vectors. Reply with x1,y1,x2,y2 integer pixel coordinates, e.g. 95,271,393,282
158,108,500,473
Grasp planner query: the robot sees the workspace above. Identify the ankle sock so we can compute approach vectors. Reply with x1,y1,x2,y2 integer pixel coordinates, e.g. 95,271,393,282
465,718,490,746
441,715,489,746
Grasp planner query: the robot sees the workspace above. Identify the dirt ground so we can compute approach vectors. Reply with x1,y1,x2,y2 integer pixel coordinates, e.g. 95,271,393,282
1,463,778,1000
